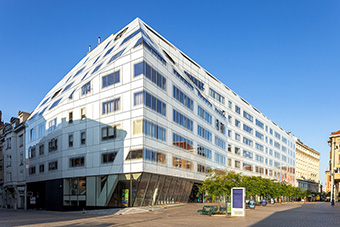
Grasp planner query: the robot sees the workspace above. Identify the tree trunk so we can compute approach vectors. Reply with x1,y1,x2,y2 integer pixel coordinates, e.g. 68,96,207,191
218,196,221,212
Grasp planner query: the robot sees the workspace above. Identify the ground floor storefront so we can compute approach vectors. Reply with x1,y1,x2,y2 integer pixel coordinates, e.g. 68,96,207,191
27,172,199,211
3,185,26,209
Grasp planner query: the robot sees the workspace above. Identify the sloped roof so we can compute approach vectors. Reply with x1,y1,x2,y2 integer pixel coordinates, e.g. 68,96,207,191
330,130,340,136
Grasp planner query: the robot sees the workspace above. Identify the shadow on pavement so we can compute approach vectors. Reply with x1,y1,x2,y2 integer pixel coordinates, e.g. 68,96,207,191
250,202,340,227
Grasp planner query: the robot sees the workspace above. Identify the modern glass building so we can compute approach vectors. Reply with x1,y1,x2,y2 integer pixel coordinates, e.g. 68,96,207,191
25,18,296,210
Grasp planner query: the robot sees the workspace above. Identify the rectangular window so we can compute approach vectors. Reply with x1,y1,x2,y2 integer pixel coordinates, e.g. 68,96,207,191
228,158,232,167
173,85,194,111
69,134,73,147
235,119,240,128
274,141,280,149
102,97,121,114
126,149,143,160
69,157,85,168
243,163,253,171
209,88,225,104
243,150,253,159
235,133,240,141
243,111,253,122
214,152,226,165
48,161,58,171
235,105,240,114
102,70,120,88
172,156,193,170
69,112,73,124
235,147,241,155
255,143,264,151
38,123,44,138
29,166,36,175
173,109,193,131
256,154,264,163
228,130,232,138
275,151,281,159
134,61,166,90
102,151,118,163
81,131,86,145
143,119,166,142
228,101,232,109
48,118,57,133
197,164,209,173
144,91,166,116
101,126,116,140
81,81,91,95
29,146,36,159
228,115,232,124
243,137,253,147
39,164,44,173
19,135,23,147
144,148,166,164
197,125,212,142
173,132,193,151
48,138,58,152
235,160,241,168
197,105,212,125
275,132,281,140
255,131,264,140
255,119,264,129
81,108,86,120
243,124,253,134
133,119,143,135
134,91,143,106
215,136,226,150
197,145,212,159
134,62,144,77
20,153,23,165
39,144,44,155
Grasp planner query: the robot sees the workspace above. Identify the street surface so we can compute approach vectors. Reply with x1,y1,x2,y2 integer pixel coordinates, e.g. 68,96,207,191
0,202,339,227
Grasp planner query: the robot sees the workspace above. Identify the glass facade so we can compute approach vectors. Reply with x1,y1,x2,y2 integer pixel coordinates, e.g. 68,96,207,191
63,173,194,208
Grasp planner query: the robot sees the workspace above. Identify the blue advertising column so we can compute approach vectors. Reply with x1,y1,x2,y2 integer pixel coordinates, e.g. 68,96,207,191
231,187,245,216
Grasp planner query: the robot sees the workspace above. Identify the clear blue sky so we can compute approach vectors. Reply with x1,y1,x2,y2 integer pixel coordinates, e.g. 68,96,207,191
1,0,339,186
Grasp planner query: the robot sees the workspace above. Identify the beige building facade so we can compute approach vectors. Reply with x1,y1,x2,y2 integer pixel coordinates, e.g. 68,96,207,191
295,139,320,191
327,130,340,203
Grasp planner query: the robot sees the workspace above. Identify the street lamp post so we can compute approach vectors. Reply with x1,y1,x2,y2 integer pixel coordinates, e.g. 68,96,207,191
328,140,337,206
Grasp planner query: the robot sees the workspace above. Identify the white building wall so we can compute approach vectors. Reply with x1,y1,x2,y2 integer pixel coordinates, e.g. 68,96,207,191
25,18,296,188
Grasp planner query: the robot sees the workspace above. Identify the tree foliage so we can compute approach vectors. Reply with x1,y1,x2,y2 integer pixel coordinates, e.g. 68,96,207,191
199,169,308,202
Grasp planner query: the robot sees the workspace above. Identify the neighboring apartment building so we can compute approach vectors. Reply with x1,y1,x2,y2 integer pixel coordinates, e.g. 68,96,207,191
327,130,340,202
295,139,320,192
0,111,4,207
25,18,296,211
2,111,30,209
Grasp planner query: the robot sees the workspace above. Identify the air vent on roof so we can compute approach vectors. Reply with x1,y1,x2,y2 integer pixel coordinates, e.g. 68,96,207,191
114,27,128,41
163,50,175,65
87,45,91,55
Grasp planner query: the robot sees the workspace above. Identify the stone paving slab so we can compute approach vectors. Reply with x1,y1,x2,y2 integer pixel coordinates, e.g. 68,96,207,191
0,202,339,227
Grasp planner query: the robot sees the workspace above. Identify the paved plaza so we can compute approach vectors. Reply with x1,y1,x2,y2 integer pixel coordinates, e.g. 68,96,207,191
0,202,339,227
